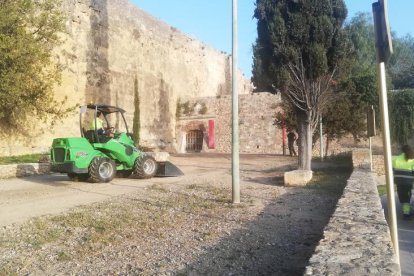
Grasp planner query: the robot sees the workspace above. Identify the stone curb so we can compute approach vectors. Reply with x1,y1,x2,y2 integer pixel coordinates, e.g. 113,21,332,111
0,163,51,179
305,169,399,275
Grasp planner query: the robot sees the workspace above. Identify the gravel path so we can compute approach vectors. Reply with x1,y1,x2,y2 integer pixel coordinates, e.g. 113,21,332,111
0,154,351,275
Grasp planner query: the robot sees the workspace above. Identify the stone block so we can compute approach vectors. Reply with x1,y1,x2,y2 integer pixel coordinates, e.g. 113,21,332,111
145,152,169,162
284,170,313,186
352,149,371,169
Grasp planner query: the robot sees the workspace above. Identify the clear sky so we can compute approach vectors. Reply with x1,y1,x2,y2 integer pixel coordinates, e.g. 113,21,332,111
131,1,414,79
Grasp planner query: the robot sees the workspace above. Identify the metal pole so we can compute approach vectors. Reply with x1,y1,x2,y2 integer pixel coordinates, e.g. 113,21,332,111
232,0,240,204
369,137,373,172
282,121,286,156
378,62,399,261
319,116,323,161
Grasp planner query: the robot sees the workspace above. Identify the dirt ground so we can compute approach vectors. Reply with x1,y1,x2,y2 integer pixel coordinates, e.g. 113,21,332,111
0,153,351,275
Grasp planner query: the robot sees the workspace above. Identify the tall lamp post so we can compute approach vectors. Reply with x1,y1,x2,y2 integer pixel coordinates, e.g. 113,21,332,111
372,0,399,262
232,0,240,204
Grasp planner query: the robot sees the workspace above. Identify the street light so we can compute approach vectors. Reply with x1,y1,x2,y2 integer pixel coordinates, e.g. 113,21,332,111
372,0,399,263
232,0,240,204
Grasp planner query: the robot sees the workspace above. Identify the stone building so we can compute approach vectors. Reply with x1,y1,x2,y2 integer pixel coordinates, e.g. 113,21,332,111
176,93,284,154
0,0,289,156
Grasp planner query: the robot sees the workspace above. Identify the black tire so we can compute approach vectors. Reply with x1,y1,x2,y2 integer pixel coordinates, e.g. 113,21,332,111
133,155,157,179
88,157,116,183
117,170,132,178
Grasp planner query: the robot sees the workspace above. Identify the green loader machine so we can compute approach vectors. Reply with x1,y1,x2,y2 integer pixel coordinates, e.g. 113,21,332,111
50,104,183,182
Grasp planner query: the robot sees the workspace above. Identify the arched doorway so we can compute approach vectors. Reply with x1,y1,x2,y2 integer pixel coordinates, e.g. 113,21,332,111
186,130,203,152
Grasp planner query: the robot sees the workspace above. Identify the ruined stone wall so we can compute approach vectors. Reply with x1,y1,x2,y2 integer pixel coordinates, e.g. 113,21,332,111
0,0,251,156
177,92,283,154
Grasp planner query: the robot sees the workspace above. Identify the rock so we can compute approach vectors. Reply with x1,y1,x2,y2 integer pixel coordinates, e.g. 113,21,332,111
144,152,169,162
284,170,313,186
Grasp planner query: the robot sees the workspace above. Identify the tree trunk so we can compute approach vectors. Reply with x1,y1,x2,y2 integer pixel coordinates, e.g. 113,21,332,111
297,110,312,171
325,134,331,158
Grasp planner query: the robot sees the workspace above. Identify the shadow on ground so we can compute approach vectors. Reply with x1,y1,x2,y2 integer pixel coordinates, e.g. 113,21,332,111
175,164,351,275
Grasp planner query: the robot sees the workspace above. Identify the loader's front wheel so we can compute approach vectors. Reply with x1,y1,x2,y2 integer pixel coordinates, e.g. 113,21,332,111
134,155,157,179
88,157,116,183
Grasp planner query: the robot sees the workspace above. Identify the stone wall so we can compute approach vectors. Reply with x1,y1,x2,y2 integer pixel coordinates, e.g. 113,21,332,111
0,0,251,156
352,149,386,176
305,152,399,275
372,155,386,175
176,92,283,154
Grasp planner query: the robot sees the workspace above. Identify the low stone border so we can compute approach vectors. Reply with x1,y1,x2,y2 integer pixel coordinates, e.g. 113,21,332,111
305,168,399,275
0,163,51,179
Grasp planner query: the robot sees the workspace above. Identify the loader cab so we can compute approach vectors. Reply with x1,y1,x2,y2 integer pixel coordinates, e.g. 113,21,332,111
80,104,133,144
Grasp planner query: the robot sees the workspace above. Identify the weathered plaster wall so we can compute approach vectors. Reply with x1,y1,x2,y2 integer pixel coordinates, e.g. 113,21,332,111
0,0,251,156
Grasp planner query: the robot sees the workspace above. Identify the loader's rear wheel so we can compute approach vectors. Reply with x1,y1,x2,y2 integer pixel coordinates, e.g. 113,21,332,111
88,157,116,183
134,155,157,179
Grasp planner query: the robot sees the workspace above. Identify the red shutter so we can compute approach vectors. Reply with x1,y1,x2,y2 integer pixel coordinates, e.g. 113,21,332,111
208,120,215,149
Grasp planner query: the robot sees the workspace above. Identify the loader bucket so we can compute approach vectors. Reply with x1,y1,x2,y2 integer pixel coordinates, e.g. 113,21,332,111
155,161,184,177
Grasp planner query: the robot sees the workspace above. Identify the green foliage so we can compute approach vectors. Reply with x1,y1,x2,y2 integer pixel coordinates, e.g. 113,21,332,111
326,69,378,141
0,153,45,165
132,77,140,145
182,101,192,116
252,0,349,91
176,98,182,118
388,35,414,89
344,13,376,73
0,0,69,136
389,89,414,145
199,103,208,115
253,0,349,170
272,97,297,131
322,13,378,143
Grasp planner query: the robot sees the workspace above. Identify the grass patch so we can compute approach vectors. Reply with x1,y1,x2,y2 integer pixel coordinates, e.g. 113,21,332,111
0,269,18,276
22,218,64,249
0,153,46,165
0,181,254,273
377,185,386,196
148,183,169,192
306,167,352,195
56,251,72,261
377,184,397,197
313,153,352,168
187,184,200,190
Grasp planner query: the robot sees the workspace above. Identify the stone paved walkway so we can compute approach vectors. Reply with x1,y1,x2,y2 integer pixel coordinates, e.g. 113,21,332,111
382,193,414,276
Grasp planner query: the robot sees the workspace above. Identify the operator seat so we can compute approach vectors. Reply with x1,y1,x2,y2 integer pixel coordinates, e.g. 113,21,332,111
84,130,97,143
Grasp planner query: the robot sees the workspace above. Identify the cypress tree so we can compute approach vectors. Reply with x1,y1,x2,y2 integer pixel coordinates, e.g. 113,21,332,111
253,0,349,170
133,77,141,145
